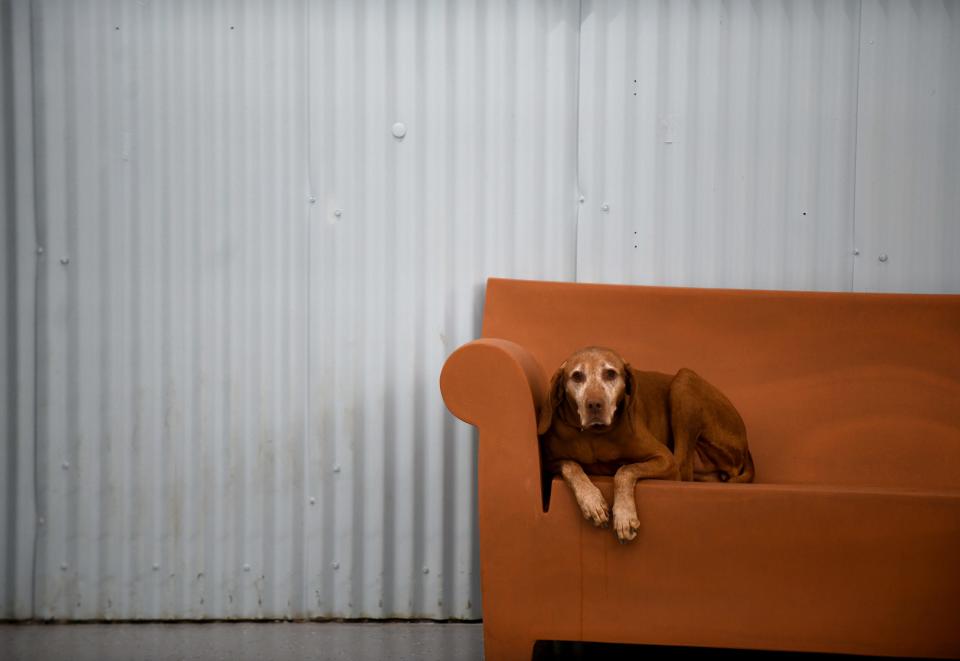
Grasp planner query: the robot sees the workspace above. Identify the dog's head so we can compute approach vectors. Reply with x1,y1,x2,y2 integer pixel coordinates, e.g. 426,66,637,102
537,346,633,435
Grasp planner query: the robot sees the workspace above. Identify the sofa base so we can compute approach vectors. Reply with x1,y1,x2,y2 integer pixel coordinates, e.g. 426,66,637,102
483,478,960,660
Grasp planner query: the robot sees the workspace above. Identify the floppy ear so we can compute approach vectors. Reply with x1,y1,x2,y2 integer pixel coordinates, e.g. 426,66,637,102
537,367,566,435
623,364,634,398
620,365,638,427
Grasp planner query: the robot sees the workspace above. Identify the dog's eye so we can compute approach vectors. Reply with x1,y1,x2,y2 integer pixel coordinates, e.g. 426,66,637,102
570,371,585,383
603,369,618,381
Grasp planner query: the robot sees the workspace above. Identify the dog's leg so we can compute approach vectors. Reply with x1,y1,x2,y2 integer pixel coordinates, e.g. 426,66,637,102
550,459,610,528
670,422,698,482
668,369,705,481
612,452,679,542
670,368,753,483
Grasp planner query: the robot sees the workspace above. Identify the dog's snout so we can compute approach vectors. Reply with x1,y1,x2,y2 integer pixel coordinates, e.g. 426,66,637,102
586,400,603,414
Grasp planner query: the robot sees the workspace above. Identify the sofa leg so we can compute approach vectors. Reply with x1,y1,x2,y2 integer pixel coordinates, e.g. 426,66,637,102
482,629,536,661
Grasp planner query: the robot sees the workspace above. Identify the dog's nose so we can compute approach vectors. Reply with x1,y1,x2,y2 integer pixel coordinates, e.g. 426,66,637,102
586,400,603,414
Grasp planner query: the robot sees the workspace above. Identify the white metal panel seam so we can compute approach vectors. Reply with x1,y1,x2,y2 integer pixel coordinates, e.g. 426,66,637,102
574,0,584,281
302,0,314,618
24,0,41,620
850,0,864,291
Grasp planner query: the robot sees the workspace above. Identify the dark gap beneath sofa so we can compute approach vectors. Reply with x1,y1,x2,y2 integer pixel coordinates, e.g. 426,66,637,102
531,640,941,660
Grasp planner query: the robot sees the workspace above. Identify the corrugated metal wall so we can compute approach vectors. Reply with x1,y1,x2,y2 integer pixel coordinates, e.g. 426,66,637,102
7,0,579,620
30,0,311,621
578,0,861,290
2,0,39,620
853,0,960,293
303,0,578,621
2,0,957,622
577,0,959,293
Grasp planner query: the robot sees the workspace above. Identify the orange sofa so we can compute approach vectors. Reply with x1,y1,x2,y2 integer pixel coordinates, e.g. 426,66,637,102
440,278,960,660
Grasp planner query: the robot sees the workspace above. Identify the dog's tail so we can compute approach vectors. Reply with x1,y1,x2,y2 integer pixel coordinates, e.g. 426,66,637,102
724,449,755,483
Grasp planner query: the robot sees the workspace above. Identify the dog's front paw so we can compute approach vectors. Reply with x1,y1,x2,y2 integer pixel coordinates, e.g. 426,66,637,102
612,504,640,543
577,487,610,528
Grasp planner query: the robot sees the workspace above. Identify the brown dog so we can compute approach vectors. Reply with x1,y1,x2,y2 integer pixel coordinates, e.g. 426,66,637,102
538,346,754,542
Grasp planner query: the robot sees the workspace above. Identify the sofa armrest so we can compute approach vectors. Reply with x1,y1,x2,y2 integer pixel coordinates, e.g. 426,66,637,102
440,339,548,508
442,340,586,651
441,339,547,427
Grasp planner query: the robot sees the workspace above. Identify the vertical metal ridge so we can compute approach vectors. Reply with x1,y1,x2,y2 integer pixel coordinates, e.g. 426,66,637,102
378,0,397,617
214,4,229,618
409,0,426,616
95,0,113,620
235,5,246,601
440,0,460,619
741,0,760,289
59,0,76,619
682,0,700,287
126,0,142,618
314,0,331,617
651,0,666,284
260,1,276,618
26,0,43,619
93,0,112,601
32,0,52,618
348,0,367,618
196,3,213,619
222,2,236,617
0,0,17,621
234,1,248,617
849,0,864,291
294,0,310,621
150,0,166,616
162,2,180,617
504,0,518,274
2,0,38,621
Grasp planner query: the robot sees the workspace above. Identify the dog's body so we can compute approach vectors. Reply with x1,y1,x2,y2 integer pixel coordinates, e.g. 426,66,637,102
538,346,754,542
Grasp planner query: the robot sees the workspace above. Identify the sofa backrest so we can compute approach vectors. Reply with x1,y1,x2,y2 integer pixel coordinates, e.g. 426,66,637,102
482,278,960,490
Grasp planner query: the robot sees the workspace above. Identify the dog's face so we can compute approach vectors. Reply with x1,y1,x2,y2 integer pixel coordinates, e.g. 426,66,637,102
538,346,632,434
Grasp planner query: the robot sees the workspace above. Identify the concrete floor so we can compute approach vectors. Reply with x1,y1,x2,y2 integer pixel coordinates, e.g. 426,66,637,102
0,622,483,661
0,622,914,660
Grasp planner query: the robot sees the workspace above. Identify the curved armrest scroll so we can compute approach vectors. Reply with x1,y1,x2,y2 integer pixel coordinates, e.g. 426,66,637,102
441,338,548,516
440,339,547,431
